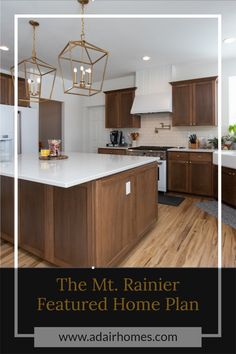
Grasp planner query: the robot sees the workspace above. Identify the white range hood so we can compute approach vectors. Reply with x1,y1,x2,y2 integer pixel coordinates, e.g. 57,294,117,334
131,65,173,114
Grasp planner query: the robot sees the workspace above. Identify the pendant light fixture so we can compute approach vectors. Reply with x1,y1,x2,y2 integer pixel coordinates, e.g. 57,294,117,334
58,0,109,96
11,20,57,103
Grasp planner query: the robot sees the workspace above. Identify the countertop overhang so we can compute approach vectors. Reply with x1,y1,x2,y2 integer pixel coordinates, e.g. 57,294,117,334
213,151,236,169
0,152,158,188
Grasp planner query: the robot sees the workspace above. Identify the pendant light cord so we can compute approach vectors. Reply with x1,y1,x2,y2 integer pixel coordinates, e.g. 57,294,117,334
81,2,85,40
32,24,36,59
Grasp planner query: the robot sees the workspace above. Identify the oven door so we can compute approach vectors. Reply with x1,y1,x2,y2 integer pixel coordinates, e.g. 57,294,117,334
157,160,167,192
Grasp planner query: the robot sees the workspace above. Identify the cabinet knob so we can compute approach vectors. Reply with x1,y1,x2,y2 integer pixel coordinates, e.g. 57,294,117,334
189,161,192,164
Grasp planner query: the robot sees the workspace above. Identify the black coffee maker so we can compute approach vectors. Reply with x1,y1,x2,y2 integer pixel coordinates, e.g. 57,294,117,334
110,130,123,146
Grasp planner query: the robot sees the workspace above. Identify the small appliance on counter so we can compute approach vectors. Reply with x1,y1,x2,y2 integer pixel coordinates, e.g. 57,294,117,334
107,130,123,147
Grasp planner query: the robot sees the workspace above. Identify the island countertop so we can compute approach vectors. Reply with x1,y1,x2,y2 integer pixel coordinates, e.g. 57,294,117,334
0,152,158,188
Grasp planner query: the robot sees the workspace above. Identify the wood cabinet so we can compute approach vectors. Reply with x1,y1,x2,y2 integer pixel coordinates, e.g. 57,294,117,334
170,76,217,126
95,163,157,266
0,73,14,105
168,151,213,196
0,176,14,243
0,72,29,107
98,148,127,155
1,163,158,267
104,87,141,128
222,167,236,208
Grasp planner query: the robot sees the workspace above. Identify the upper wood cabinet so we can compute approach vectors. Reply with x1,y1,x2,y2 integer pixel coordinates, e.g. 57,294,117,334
104,87,141,128
0,73,29,107
0,73,14,105
170,76,218,126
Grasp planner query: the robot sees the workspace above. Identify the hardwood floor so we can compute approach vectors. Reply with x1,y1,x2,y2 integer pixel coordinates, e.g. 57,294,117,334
1,197,236,268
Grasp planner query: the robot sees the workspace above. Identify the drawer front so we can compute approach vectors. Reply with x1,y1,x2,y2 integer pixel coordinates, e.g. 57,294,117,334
222,167,236,177
98,148,127,155
168,152,189,161
189,152,212,162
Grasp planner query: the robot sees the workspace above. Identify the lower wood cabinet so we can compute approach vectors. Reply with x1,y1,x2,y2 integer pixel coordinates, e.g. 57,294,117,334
168,152,213,197
222,167,236,208
0,176,14,243
98,148,127,155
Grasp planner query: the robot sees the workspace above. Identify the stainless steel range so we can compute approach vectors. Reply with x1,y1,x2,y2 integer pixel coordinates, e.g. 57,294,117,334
127,146,175,192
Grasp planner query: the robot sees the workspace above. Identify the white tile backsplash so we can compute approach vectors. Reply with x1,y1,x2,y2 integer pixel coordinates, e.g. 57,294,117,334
122,114,219,148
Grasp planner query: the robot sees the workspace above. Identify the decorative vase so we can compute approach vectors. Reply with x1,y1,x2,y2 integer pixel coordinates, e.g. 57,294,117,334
132,140,137,148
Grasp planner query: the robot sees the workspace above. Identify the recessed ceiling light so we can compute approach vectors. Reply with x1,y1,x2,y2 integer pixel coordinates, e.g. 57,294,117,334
223,37,236,44
0,45,9,51
142,56,151,61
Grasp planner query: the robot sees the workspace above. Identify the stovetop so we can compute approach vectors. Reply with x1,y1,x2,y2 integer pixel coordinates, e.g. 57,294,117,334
128,146,175,151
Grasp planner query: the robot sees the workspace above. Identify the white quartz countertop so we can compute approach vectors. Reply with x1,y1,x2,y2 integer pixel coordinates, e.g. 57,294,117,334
0,152,158,188
167,148,216,153
213,151,236,169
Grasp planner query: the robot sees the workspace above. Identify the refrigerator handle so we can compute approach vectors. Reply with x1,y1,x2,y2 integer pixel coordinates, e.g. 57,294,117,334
18,110,22,154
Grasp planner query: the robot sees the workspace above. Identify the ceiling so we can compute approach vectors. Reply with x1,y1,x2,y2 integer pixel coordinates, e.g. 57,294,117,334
0,1,236,81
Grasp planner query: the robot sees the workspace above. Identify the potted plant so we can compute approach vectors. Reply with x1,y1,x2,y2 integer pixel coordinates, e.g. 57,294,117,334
229,123,236,150
188,134,198,149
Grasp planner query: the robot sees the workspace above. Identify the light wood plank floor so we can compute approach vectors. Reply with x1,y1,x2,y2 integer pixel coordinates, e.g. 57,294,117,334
1,197,236,268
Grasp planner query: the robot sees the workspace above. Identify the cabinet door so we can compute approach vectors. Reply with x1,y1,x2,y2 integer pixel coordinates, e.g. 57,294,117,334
189,161,213,196
192,80,217,126
18,78,29,107
0,176,14,243
119,89,140,128
168,160,189,193
222,167,236,207
95,173,136,266
172,84,192,126
98,148,126,155
136,164,157,237
105,92,120,128
0,74,13,105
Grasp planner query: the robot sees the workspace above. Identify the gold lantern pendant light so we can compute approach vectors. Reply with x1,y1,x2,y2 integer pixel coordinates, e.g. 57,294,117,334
11,20,57,103
58,0,109,96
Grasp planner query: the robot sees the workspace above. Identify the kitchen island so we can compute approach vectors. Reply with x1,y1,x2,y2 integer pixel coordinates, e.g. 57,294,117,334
0,153,158,267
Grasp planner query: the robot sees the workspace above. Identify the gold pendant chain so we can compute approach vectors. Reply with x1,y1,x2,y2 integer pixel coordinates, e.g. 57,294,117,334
81,3,85,40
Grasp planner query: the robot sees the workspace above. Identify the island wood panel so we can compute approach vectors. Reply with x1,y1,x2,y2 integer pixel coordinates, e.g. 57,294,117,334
94,163,158,267
19,180,46,258
0,162,158,267
0,176,14,242
94,173,136,267
136,164,158,237
53,184,92,267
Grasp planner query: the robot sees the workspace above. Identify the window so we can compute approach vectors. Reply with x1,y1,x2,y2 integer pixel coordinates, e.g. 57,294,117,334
229,76,236,124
